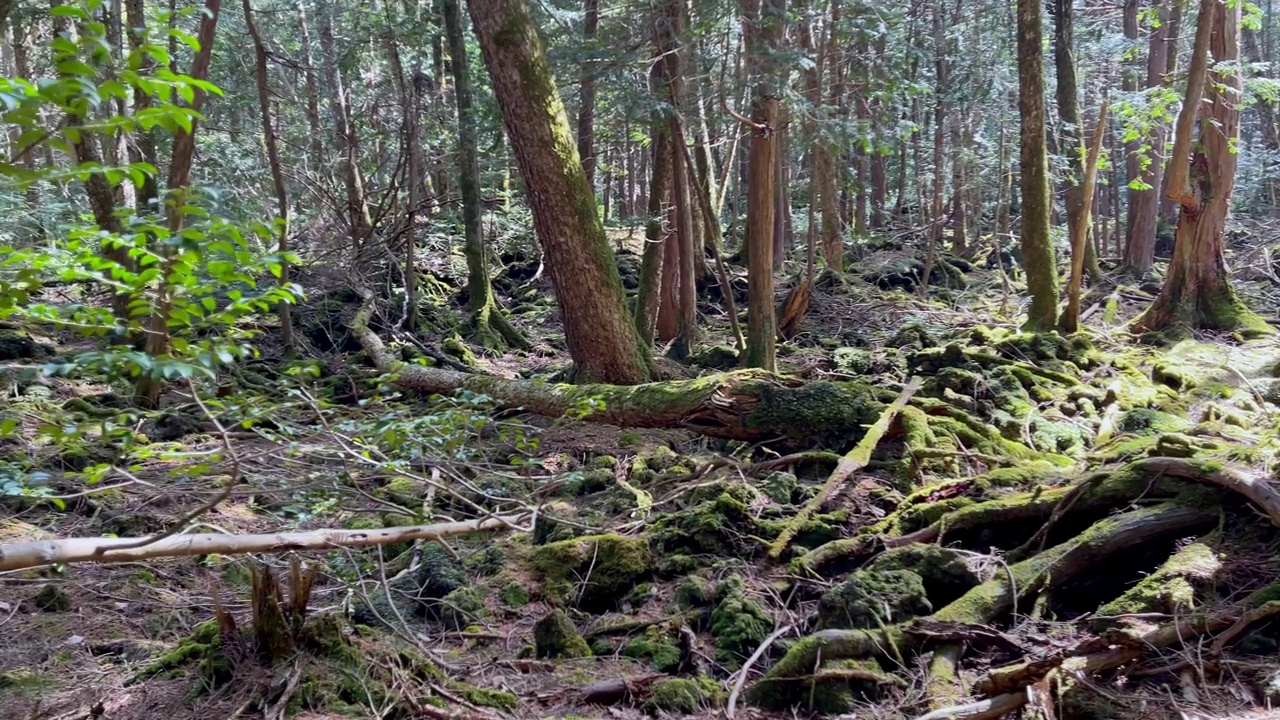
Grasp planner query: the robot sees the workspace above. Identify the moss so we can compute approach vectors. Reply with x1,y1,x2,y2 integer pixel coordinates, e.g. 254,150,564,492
831,347,873,374
146,619,233,689
689,344,740,370
590,455,618,470
412,544,468,614
710,575,771,667
439,586,486,631
1152,359,1198,391
563,468,614,496
867,545,980,606
644,676,725,714
675,575,712,609
460,685,518,710
528,534,652,612
468,544,507,576
500,581,530,607
618,430,643,447
32,584,71,612
622,627,683,673
1097,535,1222,619
533,609,591,659
743,380,885,448
0,669,54,693
760,471,800,504
889,323,936,350
625,582,655,607
649,486,758,558
657,554,697,577
817,569,931,630
0,328,48,361
1030,417,1091,455
1118,407,1188,436
378,475,423,506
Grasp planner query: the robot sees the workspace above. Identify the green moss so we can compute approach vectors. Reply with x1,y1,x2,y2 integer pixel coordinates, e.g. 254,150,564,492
650,486,758,557
439,586,486,631
500,581,530,607
743,380,884,447
710,575,771,667
533,610,591,659
675,575,711,609
657,554,697,577
760,471,800,504
867,545,980,606
0,669,54,693
644,676,725,714
1152,359,1198,391
145,619,233,690
1118,408,1188,436
32,584,71,612
889,323,935,350
622,627,683,673
817,569,931,630
529,534,652,612
378,475,423,506
831,347,873,374
413,544,467,613
1097,535,1221,618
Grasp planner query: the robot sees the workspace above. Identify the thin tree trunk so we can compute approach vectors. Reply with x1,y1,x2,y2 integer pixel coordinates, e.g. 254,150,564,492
443,0,525,349
244,0,295,352
634,69,673,342
1124,0,1171,274
657,0,699,359
576,0,600,189
1016,0,1060,330
1122,0,1142,248
468,0,652,383
1159,0,1185,227
1054,0,1086,278
1061,100,1109,333
742,0,785,371
137,0,222,408
296,0,325,170
319,7,374,251
921,0,947,299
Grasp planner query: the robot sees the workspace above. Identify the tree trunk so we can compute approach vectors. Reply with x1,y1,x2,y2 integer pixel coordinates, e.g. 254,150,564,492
1122,0,1142,250
634,73,673,342
1061,101,1109,333
1133,0,1269,336
921,0,947,299
468,0,652,383
137,0,222,408
443,0,526,350
1015,0,1060,330
318,7,374,251
1159,0,1185,227
295,0,325,171
798,0,841,271
1124,0,1171,275
244,0,294,352
576,0,600,189
1053,0,1086,279
741,0,785,371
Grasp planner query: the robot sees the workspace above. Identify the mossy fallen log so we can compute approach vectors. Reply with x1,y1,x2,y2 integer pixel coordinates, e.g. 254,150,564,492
351,295,890,442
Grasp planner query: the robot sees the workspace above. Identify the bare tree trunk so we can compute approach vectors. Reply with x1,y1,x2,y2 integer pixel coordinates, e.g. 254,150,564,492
634,69,673,342
244,0,295,352
1159,0,1185,227
468,0,652,383
296,0,325,171
1122,0,1142,249
576,0,600,190
1133,0,1267,336
1061,100,1108,333
137,0,222,408
318,7,374,251
741,0,785,371
921,0,947,299
1124,0,1171,274
1016,0,1060,330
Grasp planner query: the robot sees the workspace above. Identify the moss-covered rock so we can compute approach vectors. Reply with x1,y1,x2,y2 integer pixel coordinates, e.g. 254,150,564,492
439,586,486,631
889,322,936,350
529,534,652,612
817,569,931,630
31,584,71,612
688,344,740,370
867,545,980,607
622,626,682,673
644,676,725,714
500,581,530,608
0,328,49,361
675,575,712,610
710,575,771,667
1118,408,1188,436
533,610,591,659
831,347,873,374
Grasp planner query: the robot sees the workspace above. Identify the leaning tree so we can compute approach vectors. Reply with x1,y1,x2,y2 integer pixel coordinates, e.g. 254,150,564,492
1132,0,1271,336
466,0,652,383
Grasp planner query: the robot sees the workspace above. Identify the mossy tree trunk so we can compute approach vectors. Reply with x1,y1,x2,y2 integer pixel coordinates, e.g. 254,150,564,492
468,0,652,383
443,0,526,351
575,0,600,188
1053,0,1085,278
741,0,785,371
1015,0,1059,331
1133,0,1270,336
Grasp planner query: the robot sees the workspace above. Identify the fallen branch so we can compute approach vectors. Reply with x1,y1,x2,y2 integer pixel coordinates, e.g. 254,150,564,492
911,692,1027,720
0,513,529,571
726,624,793,719
767,377,922,559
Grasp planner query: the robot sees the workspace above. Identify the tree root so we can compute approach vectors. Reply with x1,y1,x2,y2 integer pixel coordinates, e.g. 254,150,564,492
748,502,1217,702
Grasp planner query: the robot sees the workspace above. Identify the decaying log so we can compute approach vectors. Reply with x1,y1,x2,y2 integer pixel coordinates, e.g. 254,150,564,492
0,513,527,572
350,293,889,443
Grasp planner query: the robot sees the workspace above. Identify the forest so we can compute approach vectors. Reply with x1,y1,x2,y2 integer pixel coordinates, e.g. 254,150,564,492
4,0,1280,717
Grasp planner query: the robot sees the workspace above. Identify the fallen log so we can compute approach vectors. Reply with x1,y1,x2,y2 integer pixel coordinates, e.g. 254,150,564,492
350,294,890,443
767,376,923,559
0,513,528,572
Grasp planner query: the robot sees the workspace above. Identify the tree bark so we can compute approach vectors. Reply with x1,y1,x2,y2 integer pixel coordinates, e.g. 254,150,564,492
468,0,652,383
634,74,672,342
741,0,785,371
443,0,526,351
1053,0,1085,277
576,0,600,190
1133,0,1268,336
660,1,699,360
295,1,325,171
1123,0,1171,275
318,6,374,250
1122,0,1142,249
1061,101,1108,333
1016,0,1060,330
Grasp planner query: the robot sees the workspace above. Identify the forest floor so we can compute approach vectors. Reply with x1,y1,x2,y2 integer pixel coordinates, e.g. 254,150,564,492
5,221,1280,720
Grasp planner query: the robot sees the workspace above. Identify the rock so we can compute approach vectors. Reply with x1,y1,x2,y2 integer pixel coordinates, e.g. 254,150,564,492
688,344,739,370
866,545,980,607
0,328,49,361
709,575,770,667
622,626,682,673
817,569,931,630
529,534,652,612
439,586,486,631
499,581,530,608
675,575,711,609
533,609,591,659
644,676,725,714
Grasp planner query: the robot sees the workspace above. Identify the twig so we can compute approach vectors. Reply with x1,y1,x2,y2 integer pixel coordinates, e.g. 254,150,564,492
726,624,794,719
